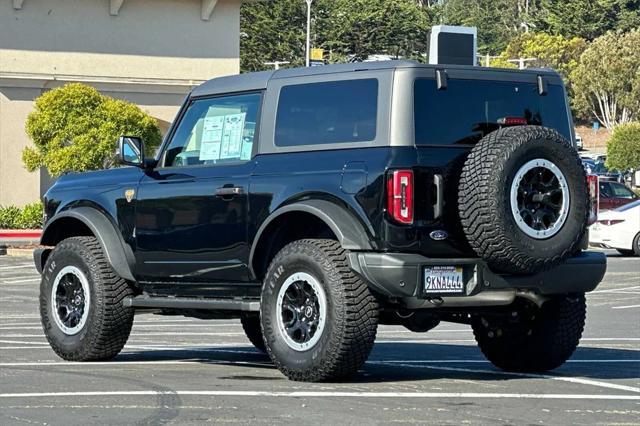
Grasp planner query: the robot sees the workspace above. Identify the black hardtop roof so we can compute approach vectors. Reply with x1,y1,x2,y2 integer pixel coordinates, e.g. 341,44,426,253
191,60,560,98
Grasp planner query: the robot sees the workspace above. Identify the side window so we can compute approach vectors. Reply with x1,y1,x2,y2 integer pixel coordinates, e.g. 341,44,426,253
162,93,261,168
599,182,611,198
275,79,378,147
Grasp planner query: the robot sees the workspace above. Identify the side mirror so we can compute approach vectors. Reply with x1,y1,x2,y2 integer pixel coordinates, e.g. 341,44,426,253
117,136,144,167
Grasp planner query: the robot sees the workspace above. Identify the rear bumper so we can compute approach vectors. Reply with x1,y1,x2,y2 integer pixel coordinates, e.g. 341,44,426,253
349,251,606,308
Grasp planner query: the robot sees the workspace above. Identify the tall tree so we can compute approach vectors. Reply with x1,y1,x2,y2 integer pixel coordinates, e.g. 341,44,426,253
240,0,435,72
571,30,640,128
537,0,640,40
491,33,586,81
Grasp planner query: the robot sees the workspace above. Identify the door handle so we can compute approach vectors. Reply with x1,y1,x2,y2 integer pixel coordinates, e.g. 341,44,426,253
215,186,244,197
433,174,444,219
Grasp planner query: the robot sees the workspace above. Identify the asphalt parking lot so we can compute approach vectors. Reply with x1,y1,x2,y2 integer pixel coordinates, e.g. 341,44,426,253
0,251,638,425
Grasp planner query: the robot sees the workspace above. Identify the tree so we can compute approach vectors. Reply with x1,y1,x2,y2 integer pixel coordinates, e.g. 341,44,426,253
537,0,640,40
240,0,433,72
441,0,543,55
317,0,429,62
491,33,586,81
606,122,640,171
23,83,161,177
571,30,640,128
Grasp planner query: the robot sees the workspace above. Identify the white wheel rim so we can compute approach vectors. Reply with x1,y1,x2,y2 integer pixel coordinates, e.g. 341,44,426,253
51,266,91,335
276,272,327,352
510,158,570,239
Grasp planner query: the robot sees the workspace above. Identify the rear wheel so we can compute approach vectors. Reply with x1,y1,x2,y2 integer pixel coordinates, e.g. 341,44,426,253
40,237,134,361
634,233,640,256
472,295,586,372
260,239,378,382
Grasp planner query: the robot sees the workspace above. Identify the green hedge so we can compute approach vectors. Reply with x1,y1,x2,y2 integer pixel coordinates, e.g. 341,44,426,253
606,122,640,172
0,202,43,229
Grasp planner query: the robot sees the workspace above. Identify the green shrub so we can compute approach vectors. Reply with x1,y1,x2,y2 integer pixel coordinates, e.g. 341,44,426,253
0,206,21,229
0,202,43,229
606,122,640,171
23,83,162,177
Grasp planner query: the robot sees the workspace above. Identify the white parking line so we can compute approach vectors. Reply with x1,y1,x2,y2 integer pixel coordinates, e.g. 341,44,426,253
0,390,637,400
368,362,640,394
0,264,34,270
1,278,40,284
2,358,638,368
591,286,640,294
612,304,640,310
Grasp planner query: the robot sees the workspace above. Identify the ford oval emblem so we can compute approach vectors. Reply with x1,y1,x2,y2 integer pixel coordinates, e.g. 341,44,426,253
430,230,448,241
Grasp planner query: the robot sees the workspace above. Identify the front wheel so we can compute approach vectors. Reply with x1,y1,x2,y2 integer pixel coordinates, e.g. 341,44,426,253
40,236,135,361
472,295,586,372
260,239,379,382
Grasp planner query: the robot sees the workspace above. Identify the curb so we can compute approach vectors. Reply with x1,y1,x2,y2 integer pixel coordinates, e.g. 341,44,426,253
6,248,35,257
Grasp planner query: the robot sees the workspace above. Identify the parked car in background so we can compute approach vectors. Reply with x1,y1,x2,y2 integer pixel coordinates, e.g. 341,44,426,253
599,181,639,211
583,160,624,183
590,200,640,256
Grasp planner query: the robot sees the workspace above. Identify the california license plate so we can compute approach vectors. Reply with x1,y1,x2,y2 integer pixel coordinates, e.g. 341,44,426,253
424,266,465,295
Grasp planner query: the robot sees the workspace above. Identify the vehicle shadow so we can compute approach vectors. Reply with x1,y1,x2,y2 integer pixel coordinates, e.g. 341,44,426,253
115,342,640,383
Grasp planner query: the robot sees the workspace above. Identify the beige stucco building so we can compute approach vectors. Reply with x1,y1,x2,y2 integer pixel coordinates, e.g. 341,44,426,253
1,0,248,207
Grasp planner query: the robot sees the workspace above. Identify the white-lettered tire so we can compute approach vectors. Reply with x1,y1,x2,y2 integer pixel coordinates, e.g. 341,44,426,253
260,239,378,382
40,236,134,361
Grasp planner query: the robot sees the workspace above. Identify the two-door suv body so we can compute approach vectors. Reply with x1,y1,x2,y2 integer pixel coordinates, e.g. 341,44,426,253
35,61,606,381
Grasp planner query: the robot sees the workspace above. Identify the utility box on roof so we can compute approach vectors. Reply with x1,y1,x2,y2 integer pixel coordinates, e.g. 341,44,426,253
428,25,477,66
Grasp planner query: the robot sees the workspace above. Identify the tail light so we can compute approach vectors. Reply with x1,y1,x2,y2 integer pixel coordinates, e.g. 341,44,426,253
387,170,414,224
587,174,599,225
497,117,528,126
597,219,625,226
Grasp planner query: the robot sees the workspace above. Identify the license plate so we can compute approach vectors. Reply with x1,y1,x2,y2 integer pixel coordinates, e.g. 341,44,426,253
424,266,465,295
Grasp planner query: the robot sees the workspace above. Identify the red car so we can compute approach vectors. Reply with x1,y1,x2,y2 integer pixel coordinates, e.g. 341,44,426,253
599,181,638,211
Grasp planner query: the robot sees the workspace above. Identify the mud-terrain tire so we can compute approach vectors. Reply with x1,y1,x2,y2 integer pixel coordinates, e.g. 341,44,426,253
459,126,588,274
40,236,134,361
261,239,378,382
240,313,266,352
472,294,586,372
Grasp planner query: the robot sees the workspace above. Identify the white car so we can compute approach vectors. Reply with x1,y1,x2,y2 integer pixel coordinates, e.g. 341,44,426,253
590,200,640,256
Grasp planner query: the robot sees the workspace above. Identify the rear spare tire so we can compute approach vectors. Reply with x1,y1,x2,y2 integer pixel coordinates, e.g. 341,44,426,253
459,126,588,274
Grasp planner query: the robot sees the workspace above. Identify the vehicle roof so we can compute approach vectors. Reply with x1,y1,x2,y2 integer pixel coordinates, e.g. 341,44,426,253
191,60,561,98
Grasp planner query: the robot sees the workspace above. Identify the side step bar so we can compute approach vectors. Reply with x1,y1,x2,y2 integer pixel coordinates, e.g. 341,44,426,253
123,296,260,312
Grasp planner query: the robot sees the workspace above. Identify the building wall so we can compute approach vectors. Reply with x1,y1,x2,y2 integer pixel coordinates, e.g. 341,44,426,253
0,0,244,208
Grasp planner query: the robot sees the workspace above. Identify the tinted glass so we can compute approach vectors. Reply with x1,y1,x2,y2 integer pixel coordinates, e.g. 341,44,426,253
610,183,636,198
414,78,571,145
275,79,378,147
163,93,260,167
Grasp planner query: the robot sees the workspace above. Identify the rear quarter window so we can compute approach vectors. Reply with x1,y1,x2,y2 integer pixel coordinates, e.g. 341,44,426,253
275,79,378,147
414,78,571,145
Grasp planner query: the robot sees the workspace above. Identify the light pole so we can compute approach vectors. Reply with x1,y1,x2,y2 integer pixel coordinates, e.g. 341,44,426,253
305,0,313,67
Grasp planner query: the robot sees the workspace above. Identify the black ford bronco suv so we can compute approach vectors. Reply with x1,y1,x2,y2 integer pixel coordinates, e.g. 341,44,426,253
35,61,606,382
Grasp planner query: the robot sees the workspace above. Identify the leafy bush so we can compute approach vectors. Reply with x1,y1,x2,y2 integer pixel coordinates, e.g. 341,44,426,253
0,202,43,229
0,206,21,229
606,122,640,171
23,83,162,177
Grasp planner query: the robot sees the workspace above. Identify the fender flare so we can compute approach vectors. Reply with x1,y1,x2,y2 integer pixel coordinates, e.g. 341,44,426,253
249,199,374,274
40,207,136,282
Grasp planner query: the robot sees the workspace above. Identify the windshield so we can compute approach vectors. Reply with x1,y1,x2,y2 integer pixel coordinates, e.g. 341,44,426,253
414,78,572,145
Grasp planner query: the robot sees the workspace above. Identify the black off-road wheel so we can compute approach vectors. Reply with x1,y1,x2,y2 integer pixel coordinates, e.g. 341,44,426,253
40,236,135,361
240,313,266,353
472,294,586,372
459,126,588,274
260,239,379,382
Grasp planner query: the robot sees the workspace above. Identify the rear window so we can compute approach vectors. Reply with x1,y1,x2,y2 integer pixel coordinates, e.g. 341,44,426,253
275,79,378,147
414,78,571,145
